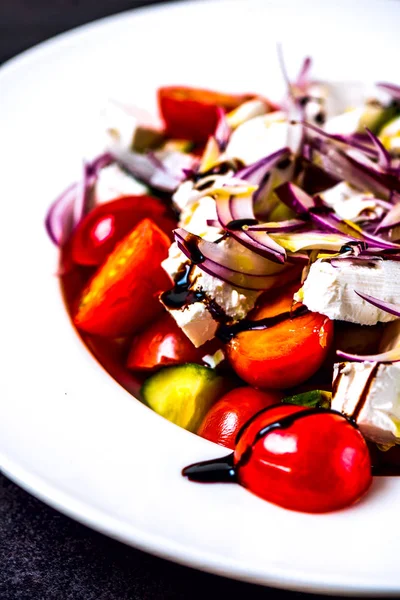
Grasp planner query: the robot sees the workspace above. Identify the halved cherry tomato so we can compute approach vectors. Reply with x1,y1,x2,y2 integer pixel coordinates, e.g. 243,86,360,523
197,387,283,449
126,313,221,371
74,218,171,337
71,195,177,266
234,404,372,513
158,86,259,144
227,283,334,389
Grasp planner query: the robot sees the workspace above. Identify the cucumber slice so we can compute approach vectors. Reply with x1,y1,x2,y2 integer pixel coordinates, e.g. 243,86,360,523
141,364,226,432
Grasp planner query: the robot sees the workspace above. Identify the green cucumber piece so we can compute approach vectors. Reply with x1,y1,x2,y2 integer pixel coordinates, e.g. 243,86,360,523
283,389,332,409
141,364,226,432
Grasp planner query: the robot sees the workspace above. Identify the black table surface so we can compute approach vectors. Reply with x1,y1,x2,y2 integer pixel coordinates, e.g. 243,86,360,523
0,2,356,599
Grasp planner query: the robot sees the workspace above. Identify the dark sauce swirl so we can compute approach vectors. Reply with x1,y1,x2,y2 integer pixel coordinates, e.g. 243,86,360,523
182,407,355,482
216,305,309,342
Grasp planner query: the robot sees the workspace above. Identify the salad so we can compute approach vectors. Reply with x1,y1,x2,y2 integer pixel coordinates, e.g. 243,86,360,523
46,57,400,514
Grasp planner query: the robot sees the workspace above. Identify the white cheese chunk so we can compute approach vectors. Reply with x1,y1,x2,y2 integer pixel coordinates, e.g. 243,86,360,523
101,99,163,152
296,259,400,325
95,164,148,204
161,197,260,347
332,361,400,445
226,111,288,165
178,196,220,239
162,239,260,347
172,180,195,212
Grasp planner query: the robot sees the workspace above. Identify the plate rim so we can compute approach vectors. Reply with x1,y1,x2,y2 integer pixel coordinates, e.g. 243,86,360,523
2,1,400,595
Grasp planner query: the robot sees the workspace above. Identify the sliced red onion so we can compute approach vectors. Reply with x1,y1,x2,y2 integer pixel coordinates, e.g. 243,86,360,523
214,108,231,152
72,161,91,227
174,229,296,290
110,146,194,193
364,128,391,170
45,183,77,246
295,57,312,91
299,160,340,195
236,148,291,185
317,146,397,200
275,182,315,215
354,291,400,317
309,206,400,250
269,231,360,252
215,194,287,263
233,148,293,218
337,347,400,362
376,82,400,102
246,218,306,232
45,153,113,246
374,199,400,233
299,121,379,159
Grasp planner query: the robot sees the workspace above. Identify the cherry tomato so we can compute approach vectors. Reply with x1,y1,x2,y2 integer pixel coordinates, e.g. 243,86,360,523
126,313,221,371
71,195,177,266
197,387,283,449
234,404,372,513
227,284,334,389
74,218,171,337
158,86,260,144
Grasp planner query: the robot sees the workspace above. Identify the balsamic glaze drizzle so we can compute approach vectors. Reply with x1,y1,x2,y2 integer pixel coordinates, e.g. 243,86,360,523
182,407,355,483
225,218,259,231
216,305,309,342
352,363,379,423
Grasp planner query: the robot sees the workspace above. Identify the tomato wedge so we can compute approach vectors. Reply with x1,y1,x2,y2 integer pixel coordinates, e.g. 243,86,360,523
71,195,177,266
74,218,171,337
127,313,221,371
227,284,334,389
158,86,259,144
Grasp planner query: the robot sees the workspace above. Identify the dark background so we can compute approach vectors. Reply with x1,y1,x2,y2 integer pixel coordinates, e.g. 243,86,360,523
0,1,350,599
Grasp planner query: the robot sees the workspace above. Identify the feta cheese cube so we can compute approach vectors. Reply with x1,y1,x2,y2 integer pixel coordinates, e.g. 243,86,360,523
332,361,400,445
161,197,260,347
296,259,400,325
95,164,148,204
162,239,260,347
101,99,163,152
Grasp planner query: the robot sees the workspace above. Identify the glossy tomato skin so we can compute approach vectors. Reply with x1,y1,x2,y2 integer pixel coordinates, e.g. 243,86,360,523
227,284,334,389
74,218,171,337
197,387,283,449
71,195,177,266
158,87,260,144
126,313,221,371
234,404,372,513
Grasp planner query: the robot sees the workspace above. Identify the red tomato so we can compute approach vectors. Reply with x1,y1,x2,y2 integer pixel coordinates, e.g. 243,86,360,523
197,387,283,449
74,218,171,337
158,86,261,144
126,313,221,371
227,284,334,389
234,404,372,513
71,195,177,266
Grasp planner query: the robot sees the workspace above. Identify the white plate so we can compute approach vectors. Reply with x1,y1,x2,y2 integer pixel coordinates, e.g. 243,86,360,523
1,0,400,595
